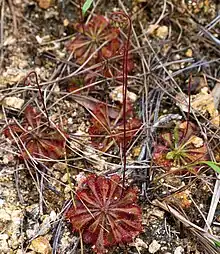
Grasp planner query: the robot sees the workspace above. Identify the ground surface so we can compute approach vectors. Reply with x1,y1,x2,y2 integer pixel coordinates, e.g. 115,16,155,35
0,0,220,254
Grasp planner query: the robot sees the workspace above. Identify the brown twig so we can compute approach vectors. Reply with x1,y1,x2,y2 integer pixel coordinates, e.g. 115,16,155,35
7,0,17,35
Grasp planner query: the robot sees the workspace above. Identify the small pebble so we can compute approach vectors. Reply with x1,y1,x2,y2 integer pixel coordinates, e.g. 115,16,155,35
30,236,52,254
156,26,168,39
149,240,161,253
3,97,24,110
110,86,137,103
174,246,184,254
185,48,193,57
61,173,69,183
0,209,11,221
37,0,52,9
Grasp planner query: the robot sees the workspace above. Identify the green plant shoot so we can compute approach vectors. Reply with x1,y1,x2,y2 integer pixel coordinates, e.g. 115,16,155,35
82,0,93,15
201,161,220,174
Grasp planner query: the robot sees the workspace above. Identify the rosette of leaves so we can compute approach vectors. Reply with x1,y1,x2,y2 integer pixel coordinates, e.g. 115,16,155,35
88,102,141,151
66,174,142,254
67,15,120,66
4,105,67,160
153,121,208,173
99,44,134,84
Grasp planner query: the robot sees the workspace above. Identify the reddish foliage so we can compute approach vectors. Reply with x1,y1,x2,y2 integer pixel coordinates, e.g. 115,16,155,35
66,174,142,254
67,15,134,87
4,105,67,160
153,121,208,173
68,76,85,93
67,73,96,93
67,15,120,66
88,102,141,151
99,45,134,84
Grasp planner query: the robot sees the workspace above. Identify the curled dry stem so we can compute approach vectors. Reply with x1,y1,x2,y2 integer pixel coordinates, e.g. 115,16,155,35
24,71,50,126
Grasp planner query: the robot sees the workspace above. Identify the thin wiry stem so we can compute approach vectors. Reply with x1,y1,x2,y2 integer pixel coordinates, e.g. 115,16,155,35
110,11,132,187
183,74,192,141
24,71,50,126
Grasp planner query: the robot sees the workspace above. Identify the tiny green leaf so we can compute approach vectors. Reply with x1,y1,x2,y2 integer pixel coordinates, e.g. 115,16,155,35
211,238,220,247
166,151,175,160
201,161,220,174
82,0,93,15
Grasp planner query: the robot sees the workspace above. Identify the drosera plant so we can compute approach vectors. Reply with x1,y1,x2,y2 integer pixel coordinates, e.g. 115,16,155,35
88,101,141,152
3,71,68,161
4,105,67,161
67,15,120,66
66,12,134,88
153,121,209,173
66,174,142,254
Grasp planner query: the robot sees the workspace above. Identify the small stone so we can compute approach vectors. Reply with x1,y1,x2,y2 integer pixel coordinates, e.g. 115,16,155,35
61,173,69,183
0,69,26,87
191,136,203,148
30,236,52,254
64,185,72,193
0,209,11,221
185,49,193,57
37,0,53,9
3,154,14,164
0,238,9,253
53,84,60,94
67,118,73,125
156,26,168,39
174,246,184,254
3,97,24,110
149,240,161,253
49,211,56,221
134,238,148,249
146,24,159,35
63,19,69,27
38,215,51,235
36,35,43,44
110,86,137,103
52,162,66,172
0,234,9,240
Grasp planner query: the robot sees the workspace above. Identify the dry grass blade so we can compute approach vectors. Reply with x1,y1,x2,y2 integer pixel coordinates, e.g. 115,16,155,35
153,200,220,254
204,175,220,232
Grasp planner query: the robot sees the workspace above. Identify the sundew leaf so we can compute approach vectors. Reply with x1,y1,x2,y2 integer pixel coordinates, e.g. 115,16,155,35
201,161,220,174
66,174,142,253
82,0,93,15
66,15,120,66
4,106,67,161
